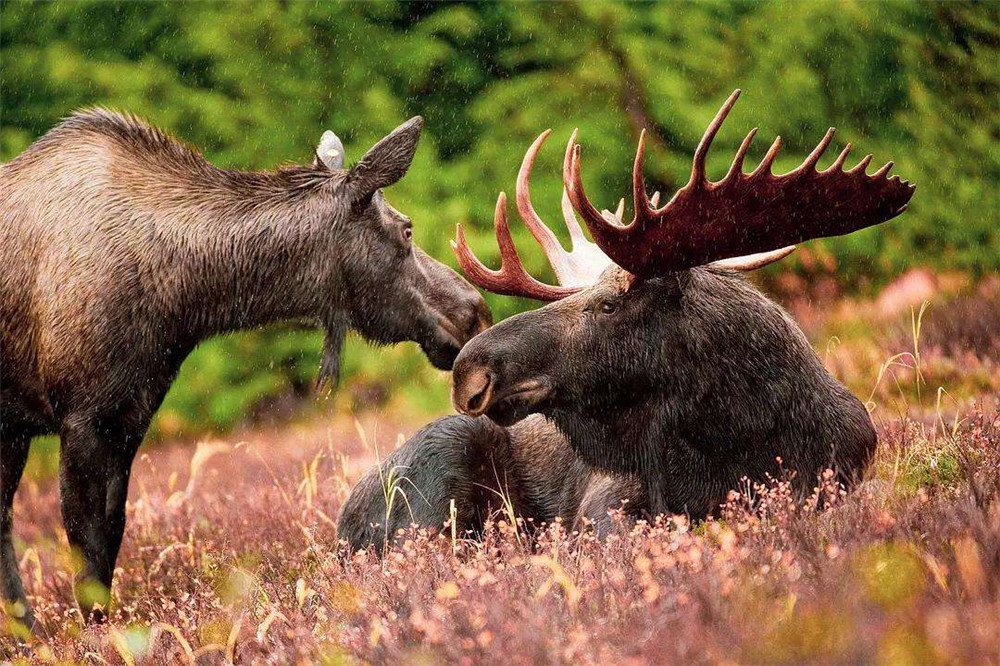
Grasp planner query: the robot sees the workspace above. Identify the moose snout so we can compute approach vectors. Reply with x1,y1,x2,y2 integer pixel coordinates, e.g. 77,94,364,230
452,365,496,416
409,246,493,369
450,295,493,346
451,306,561,422
425,295,492,371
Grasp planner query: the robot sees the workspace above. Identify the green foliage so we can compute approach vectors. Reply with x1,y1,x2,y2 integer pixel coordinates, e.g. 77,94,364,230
898,451,963,492
2,1,997,437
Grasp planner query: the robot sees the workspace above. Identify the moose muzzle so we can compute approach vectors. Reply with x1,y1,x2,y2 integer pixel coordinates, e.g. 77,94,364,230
451,314,556,426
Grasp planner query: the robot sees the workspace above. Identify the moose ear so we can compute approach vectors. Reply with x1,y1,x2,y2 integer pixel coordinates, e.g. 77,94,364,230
346,116,423,200
314,130,345,170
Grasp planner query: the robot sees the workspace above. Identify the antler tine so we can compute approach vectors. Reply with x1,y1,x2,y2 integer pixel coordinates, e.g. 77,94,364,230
751,136,783,177
565,139,631,258
516,130,575,284
798,128,835,172
560,187,589,249
723,128,758,183
548,130,617,285
632,129,652,221
872,161,894,179
691,88,742,185
827,143,853,172
848,154,873,174
602,198,627,223
560,131,591,250
452,224,496,292
452,193,579,302
712,245,796,271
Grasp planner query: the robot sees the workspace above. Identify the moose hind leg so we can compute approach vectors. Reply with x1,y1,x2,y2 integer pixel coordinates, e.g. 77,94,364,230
1,429,34,630
58,414,114,622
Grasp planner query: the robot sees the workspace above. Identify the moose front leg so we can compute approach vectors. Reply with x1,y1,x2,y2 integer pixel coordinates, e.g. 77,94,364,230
58,414,114,622
103,422,145,581
1,426,35,631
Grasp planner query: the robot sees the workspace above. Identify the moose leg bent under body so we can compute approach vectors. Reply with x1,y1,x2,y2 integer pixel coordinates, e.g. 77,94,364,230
337,414,645,551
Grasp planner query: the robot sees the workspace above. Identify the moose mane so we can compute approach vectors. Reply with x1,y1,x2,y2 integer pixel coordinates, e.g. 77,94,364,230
18,107,342,204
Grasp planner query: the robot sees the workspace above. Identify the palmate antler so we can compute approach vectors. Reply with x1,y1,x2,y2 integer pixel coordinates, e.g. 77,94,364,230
453,192,580,302
454,89,914,301
565,89,916,276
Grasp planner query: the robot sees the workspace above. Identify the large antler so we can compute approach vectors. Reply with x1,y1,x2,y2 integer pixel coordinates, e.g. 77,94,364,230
516,131,614,287
453,131,616,300
453,193,580,302
565,89,916,276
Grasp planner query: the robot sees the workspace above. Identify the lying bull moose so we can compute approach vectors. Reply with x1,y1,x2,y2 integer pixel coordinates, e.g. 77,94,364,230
339,89,915,549
0,112,491,627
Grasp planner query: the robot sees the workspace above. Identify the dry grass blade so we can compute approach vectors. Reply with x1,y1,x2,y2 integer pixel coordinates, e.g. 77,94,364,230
4,287,998,664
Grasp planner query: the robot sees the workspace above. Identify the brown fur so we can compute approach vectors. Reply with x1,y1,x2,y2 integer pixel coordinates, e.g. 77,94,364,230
336,413,645,550
339,263,879,551
0,110,490,627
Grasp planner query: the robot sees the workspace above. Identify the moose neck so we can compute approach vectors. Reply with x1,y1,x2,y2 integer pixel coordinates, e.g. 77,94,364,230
548,396,666,478
139,171,348,345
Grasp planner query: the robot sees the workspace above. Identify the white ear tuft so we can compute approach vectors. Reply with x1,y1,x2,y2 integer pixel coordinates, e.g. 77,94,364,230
316,130,345,170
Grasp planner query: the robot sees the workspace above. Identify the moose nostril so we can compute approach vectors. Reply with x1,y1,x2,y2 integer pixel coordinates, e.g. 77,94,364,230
472,310,492,337
466,377,492,413
456,368,495,415
465,300,493,339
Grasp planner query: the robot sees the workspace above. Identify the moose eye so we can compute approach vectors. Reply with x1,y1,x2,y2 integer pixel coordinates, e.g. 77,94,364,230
599,301,617,315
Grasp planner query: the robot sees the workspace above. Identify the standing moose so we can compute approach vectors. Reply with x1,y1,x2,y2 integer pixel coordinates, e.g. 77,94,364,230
338,90,914,550
0,111,491,627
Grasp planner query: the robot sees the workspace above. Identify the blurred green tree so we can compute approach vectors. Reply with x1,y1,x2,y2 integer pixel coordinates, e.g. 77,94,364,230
2,1,997,437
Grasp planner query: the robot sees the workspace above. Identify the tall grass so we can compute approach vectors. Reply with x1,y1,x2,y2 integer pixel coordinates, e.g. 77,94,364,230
2,288,998,664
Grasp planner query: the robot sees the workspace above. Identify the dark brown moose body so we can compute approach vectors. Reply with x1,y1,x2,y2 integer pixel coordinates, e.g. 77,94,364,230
0,110,491,628
339,91,913,551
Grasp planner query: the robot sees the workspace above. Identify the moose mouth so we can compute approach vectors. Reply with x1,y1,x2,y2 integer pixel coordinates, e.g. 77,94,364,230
421,333,464,370
458,374,551,426
421,318,471,370
423,307,492,371
488,382,551,426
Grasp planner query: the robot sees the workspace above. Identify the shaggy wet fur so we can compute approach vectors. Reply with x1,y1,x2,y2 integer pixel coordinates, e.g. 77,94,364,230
337,414,644,550
340,266,875,549
0,110,490,627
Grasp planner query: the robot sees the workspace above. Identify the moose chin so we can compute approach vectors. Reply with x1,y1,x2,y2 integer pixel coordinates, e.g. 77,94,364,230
339,89,915,552
0,111,491,628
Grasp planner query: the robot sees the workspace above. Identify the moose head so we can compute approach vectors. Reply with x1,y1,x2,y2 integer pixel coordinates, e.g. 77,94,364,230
450,90,914,515
302,117,493,382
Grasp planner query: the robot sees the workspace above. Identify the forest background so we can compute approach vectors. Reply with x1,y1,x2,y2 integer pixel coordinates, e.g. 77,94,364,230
2,1,996,439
